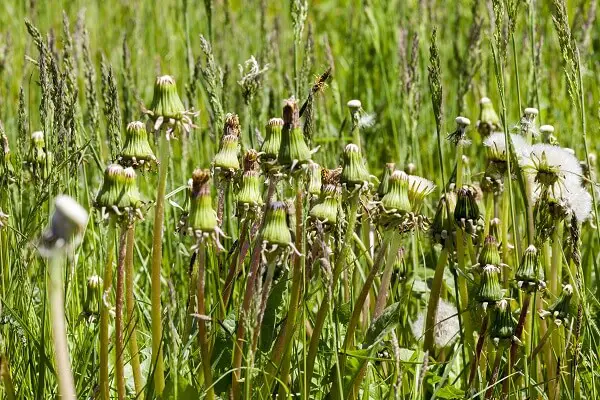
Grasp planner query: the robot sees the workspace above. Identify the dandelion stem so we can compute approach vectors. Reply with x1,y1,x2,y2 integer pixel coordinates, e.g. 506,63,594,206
150,133,169,395
49,255,76,399
196,241,214,399
424,242,450,354
125,222,144,399
115,223,128,400
100,217,116,400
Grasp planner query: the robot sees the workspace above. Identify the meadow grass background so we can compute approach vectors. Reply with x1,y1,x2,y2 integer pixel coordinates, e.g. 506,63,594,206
0,0,600,398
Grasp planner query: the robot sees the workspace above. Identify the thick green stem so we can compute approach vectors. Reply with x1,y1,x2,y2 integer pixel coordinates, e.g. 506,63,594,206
150,133,169,395
125,223,143,399
305,191,361,392
115,224,128,400
49,255,76,399
100,218,116,400
0,355,16,400
456,229,474,354
196,242,214,399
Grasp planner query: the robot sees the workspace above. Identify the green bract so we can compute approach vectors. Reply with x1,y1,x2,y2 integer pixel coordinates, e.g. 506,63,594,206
377,162,395,198
515,245,545,292
539,284,573,326
261,201,292,246
278,99,311,168
95,164,125,210
119,121,157,168
187,169,218,234
476,264,503,305
489,299,516,346
307,161,322,195
477,97,501,137
149,75,186,120
341,143,370,187
381,170,411,213
261,118,284,161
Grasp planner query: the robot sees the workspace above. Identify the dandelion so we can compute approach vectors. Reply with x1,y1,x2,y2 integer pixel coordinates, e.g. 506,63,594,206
517,107,539,140
431,191,457,245
454,186,481,233
489,299,518,347
539,284,573,326
515,245,545,292
377,162,395,198
521,143,582,196
278,97,312,170
407,174,436,212
119,121,157,169
27,131,52,178
411,299,460,348
447,116,471,146
539,124,558,145
309,167,341,227
236,150,264,213
307,161,322,196
476,264,504,308
341,143,370,189
261,117,284,162
477,97,502,137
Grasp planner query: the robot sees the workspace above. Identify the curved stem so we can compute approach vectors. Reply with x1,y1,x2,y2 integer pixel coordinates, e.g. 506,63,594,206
49,255,76,399
125,223,144,399
100,218,116,400
424,243,450,354
196,242,214,399
150,134,169,395
115,224,128,400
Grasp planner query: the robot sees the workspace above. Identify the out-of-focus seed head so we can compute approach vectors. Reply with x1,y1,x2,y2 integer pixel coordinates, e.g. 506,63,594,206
278,98,312,169
447,116,471,146
341,143,370,188
516,245,545,292
146,75,198,139
262,201,293,246
39,195,88,257
347,99,362,110
477,97,502,137
261,118,284,162
539,125,558,145
489,299,517,347
307,161,322,196
539,284,574,326
119,121,157,169
377,162,395,199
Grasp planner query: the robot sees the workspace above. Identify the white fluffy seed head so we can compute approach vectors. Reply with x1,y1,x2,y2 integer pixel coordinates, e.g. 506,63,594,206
411,299,459,348
521,143,583,192
565,185,593,222
539,125,554,134
347,99,362,109
483,132,530,161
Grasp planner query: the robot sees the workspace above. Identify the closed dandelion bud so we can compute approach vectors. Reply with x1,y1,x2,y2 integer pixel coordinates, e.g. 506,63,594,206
477,97,502,137
539,284,573,326
117,167,143,212
237,150,263,207
431,192,456,244
377,163,395,198
307,161,322,195
476,235,502,270
341,143,370,187
119,121,157,168
187,169,218,235
454,186,480,229
213,134,240,171
84,275,103,315
540,125,557,145
477,264,503,305
147,75,197,137
262,201,292,246
310,183,340,226
95,164,125,211
278,98,311,168
516,245,545,292
407,175,436,213
381,170,411,213
489,299,516,346
447,116,471,146
261,118,284,161
39,195,89,256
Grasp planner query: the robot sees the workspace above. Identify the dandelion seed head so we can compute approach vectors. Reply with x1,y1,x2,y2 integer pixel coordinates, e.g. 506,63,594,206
411,299,459,348
483,133,529,161
565,185,593,223
522,144,582,195
347,99,362,109
358,112,376,128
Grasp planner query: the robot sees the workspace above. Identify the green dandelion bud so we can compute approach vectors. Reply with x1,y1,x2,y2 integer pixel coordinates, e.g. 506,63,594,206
28,131,52,176
95,164,126,212
278,98,311,168
476,264,503,306
381,170,411,213
477,97,501,137
262,201,292,246
407,174,436,213
261,118,284,161
147,75,197,137
307,161,322,195
539,284,573,326
309,169,341,226
119,121,157,168
478,235,501,268
187,169,218,235
341,143,370,187
117,167,143,212
431,192,457,245
454,186,480,230
84,275,103,316
377,162,395,198
213,135,240,172
489,299,516,346
393,247,409,283
515,245,545,292
237,150,263,208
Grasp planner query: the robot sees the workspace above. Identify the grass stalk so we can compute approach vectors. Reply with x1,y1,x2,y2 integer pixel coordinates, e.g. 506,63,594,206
100,217,116,400
125,222,143,398
115,222,128,400
196,241,214,399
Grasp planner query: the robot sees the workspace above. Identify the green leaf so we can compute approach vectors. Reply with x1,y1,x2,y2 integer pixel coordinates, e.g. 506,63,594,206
260,276,287,352
434,384,465,399
334,300,352,325
364,302,400,346
211,311,236,393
